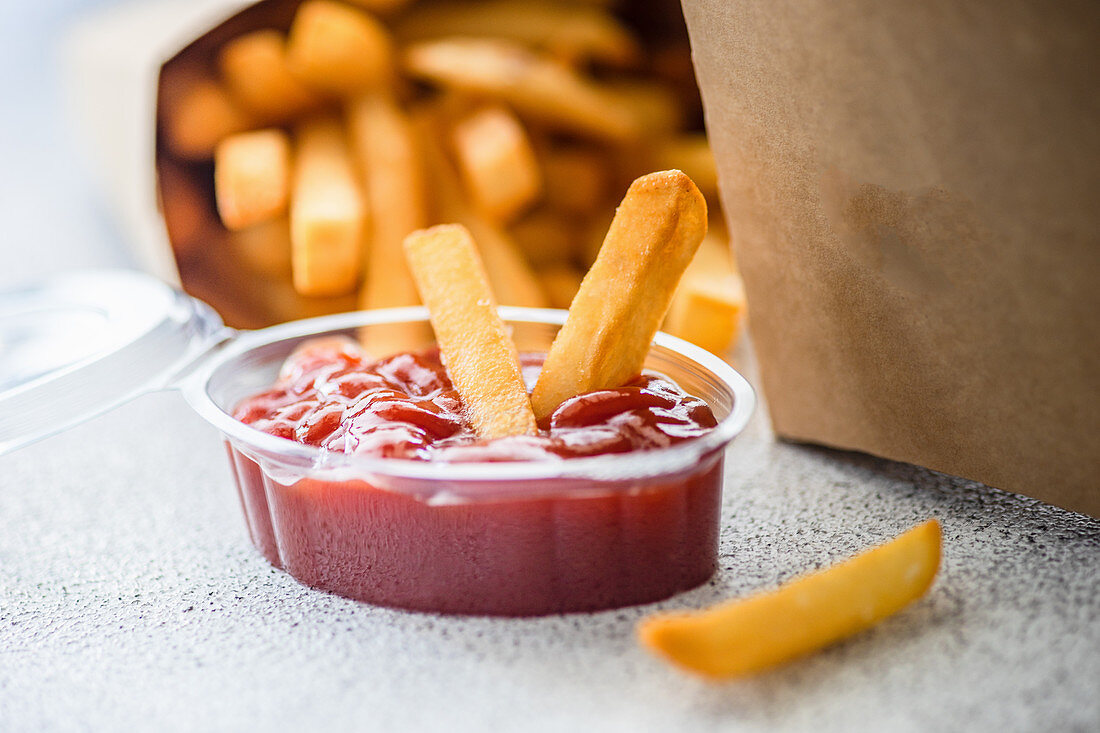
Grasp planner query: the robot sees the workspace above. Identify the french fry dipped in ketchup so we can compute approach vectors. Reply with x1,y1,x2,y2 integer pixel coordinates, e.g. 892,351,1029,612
403,224,538,439
531,170,707,420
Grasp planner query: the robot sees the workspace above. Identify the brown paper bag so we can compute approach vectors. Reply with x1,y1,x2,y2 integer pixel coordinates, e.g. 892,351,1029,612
683,0,1100,515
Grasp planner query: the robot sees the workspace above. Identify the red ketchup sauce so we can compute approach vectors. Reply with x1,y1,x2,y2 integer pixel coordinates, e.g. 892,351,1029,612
228,338,723,615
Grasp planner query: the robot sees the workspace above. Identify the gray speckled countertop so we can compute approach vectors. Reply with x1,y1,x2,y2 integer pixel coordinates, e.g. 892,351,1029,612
2,2,1099,730
3,356,1099,732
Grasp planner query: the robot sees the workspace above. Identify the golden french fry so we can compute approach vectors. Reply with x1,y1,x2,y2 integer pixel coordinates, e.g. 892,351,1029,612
287,0,395,95
404,224,538,438
510,209,577,267
226,217,293,280
289,116,365,296
540,145,608,216
162,78,254,160
214,129,291,230
394,0,641,68
346,93,431,354
451,106,541,222
404,38,637,142
219,29,324,124
538,264,584,310
639,520,942,678
663,233,746,355
531,170,707,419
655,134,720,200
413,111,548,308
347,93,424,307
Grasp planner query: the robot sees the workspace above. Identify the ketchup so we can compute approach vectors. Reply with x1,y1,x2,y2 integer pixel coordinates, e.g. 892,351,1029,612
228,338,724,615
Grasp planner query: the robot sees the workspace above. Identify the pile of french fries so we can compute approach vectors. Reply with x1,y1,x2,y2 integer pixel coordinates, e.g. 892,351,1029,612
157,0,746,356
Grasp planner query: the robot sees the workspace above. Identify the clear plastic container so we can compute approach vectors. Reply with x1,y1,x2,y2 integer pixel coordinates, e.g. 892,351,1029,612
1,271,755,616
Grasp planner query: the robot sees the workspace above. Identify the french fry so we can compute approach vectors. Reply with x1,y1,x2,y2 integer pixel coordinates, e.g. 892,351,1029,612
540,145,608,216
403,224,538,439
413,111,548,308
287,0,395,95
638,520,942,679
226,217,293,280
162,78,254,160
530,170,707,419
451,106,541,222
663,233,746,355
655,134,720,200
538,264,584,310
346,93,430,354
219,30,324,124
510,209,577,267
394,0,641,68
214,129,291,230
289,116,364,296
404,38,638,142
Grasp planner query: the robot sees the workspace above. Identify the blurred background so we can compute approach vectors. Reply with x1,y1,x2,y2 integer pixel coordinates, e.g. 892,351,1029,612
1,0,134,286
4,0,744,361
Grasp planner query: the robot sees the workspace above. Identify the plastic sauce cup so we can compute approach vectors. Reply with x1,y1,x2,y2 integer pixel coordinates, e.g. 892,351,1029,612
1,270,755,616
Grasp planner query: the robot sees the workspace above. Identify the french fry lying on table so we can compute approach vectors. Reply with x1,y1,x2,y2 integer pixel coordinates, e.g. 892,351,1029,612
394,0,641,68
404,225,538,439
289,116,364,296
162,78,254,160
638,520,942,679
530,170,707,419
663,233,747,355
404,38,638,143
287,0,395,95
414,111,548,308
219,30,324,124
214,129,291,230
451,105,541,223
346,93,430,354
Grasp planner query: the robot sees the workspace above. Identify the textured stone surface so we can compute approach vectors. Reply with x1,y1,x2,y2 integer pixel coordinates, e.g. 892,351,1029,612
2,364,1098,732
